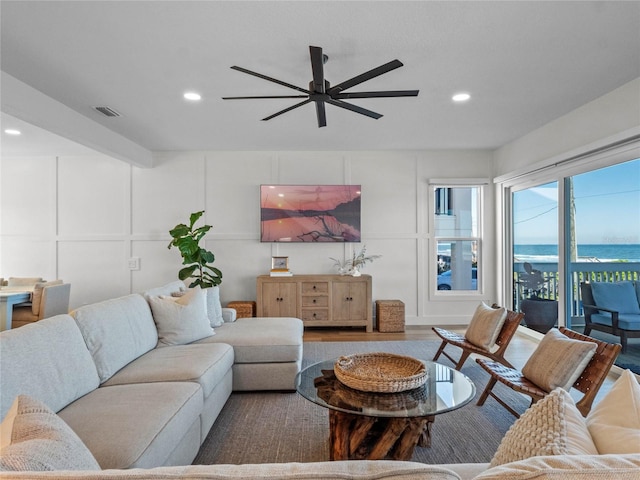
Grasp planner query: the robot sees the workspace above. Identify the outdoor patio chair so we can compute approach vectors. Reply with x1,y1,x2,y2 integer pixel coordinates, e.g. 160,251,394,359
476,326,621,417
432,305,524,370
580,281,640,353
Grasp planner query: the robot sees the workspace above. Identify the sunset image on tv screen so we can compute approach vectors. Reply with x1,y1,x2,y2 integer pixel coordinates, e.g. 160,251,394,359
260,185,361,242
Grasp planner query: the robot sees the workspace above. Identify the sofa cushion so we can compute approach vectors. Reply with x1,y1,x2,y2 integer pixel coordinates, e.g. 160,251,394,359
0,395,100,472
521,328,596,392
490,388,597,468
148,287,214,346
464,302,507,350
0,315,100,420
591,281,640,314
58,382,202,469
195,317,303,363
102,342,234,399
72,294,159,383
0,460,464,479
476,454,640,480
586,369,640,454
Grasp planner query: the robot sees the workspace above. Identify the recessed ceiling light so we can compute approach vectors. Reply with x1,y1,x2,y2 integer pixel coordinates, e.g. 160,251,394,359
452,93,471,102
4,129,21,135
184,92,202,101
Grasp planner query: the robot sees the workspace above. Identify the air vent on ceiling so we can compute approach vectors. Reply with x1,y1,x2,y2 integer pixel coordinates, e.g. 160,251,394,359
93,106,121,117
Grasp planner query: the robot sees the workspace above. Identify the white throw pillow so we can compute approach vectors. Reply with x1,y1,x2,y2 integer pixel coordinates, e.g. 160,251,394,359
490,388,598,467
521,328,597,392
464,302,507,350
0,395,100,471
149,286,214,346
205,286,224,327
586,369,640,454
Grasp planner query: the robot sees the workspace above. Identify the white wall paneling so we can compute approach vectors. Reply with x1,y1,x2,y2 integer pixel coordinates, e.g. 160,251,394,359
1,149,493,325
58,155,129,236
58,240,129,307
131,152,206,235
1,156,57,236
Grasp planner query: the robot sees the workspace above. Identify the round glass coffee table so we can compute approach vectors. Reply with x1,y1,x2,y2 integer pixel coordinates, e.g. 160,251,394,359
295,358,475,461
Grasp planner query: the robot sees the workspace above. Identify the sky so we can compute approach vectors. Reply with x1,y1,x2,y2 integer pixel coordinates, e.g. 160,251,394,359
513,158,640,245
260,185,361,211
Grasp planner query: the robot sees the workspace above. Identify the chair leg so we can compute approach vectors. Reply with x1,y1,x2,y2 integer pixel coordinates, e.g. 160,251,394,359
455,351,471,371
477,377,497,407
433,340,447,361
620,332,628,353
584,325,592,336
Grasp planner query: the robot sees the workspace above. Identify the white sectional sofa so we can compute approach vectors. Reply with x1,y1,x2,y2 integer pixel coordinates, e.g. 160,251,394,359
0,282,303,470
1,281,639,480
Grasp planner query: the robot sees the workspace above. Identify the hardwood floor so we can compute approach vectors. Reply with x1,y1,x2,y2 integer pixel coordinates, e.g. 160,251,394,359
303,325,618,401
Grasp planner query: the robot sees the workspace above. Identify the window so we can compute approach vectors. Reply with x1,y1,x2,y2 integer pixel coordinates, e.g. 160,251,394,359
431,185,482,293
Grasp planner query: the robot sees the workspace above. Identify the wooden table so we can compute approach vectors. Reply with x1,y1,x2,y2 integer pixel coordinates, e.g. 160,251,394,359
296,358,475,461
0,290,31,331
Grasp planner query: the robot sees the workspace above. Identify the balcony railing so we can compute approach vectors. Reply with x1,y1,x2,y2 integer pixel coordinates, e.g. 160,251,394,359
513,261,640,321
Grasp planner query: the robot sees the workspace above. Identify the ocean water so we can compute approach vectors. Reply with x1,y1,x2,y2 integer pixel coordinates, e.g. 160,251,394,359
515,244,640,262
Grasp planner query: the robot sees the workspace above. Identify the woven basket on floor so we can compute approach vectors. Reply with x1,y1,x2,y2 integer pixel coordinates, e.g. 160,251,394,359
334,352,427,393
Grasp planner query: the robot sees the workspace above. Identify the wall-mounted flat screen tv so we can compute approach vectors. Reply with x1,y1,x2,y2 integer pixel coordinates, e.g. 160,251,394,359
260,185,361,242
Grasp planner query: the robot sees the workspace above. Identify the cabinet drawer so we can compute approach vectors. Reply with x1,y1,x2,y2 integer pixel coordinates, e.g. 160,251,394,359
301,296,328,307
301,282,329,294
301,309,329,322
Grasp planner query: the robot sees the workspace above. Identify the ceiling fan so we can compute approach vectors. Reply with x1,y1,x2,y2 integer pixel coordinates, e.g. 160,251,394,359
222,46,419,128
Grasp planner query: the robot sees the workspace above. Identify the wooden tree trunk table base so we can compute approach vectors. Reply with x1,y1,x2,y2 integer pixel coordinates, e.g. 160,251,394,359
328,409,434,461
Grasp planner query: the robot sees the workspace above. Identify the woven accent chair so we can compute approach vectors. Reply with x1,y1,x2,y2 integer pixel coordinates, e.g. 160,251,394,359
432,307,524,370
476,326,621,418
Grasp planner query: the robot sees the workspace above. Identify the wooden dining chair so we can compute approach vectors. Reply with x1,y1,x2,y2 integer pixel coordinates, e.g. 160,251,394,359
432,306,524,370
476,326,621,417
11,283,71,329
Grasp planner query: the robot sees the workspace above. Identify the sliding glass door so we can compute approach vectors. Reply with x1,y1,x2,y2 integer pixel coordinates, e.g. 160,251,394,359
512,182,559,333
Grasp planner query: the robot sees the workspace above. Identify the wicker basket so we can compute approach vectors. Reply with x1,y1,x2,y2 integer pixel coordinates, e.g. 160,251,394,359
376,300,405,332
334,352,427,392
227,301,256,318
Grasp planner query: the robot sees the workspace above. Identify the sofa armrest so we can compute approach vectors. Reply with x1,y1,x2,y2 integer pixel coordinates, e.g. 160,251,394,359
222,307,237,323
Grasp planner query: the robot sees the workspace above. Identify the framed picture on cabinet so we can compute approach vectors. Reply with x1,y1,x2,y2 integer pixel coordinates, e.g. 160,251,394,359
271,256,289,271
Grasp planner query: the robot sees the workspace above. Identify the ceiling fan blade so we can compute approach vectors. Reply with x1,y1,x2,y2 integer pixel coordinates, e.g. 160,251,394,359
262,99,312,121
309,46,325,94
315,101,327,127
222,95,309,100
230,66,310,94
325,98,383,119
333,90,419,99
327,59,403,94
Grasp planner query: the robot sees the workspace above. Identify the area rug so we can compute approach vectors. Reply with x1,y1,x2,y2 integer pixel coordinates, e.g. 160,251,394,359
193,340,529,465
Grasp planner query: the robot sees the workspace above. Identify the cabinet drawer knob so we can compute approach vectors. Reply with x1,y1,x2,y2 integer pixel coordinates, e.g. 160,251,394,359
313,299,316,303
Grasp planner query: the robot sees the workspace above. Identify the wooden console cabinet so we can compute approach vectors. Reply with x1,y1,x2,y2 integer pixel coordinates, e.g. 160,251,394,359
257,275,372,332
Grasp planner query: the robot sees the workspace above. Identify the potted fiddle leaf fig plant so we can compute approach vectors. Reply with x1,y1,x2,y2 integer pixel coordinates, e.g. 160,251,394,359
168,210,222,288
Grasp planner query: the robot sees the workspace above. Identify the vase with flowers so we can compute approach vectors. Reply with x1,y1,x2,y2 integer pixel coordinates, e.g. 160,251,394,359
330,245,381,277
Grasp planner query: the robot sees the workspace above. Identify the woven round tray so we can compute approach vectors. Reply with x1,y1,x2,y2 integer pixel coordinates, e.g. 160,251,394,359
333,352,427,393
